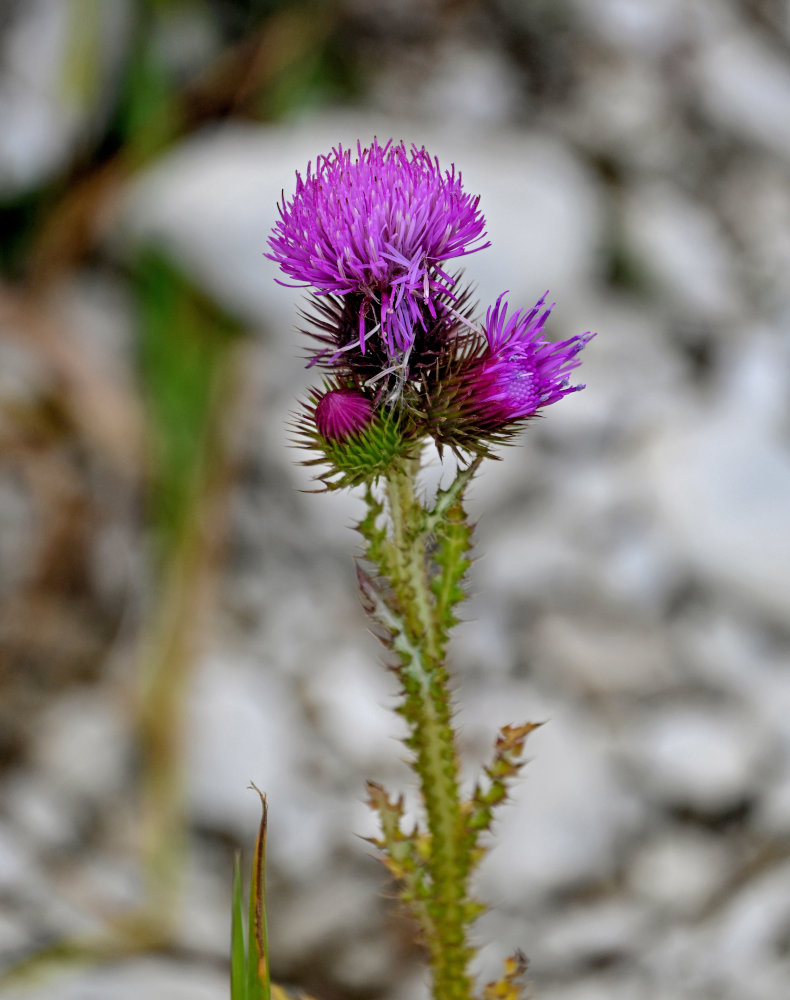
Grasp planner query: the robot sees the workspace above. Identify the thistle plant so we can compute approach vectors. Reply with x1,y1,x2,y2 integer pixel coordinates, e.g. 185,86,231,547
262,139,593,1000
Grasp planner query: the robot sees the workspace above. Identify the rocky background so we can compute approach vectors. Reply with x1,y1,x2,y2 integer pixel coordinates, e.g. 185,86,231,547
1,2,789,999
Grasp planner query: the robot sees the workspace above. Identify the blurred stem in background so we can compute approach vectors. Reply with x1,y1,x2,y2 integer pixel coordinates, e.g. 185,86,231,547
134,250,241,934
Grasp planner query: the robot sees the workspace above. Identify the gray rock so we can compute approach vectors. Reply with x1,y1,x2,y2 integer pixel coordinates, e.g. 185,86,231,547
624,704,768,813
696,20,790,159
627,830,732,916
0,958,226,1000
534,614,679,695
32,689,128,803
622,181,739,319
533,898,652,973
649,860,790,1000
644,341,790,621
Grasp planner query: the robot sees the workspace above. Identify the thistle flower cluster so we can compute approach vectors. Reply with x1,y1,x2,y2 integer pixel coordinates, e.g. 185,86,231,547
267,138,593,480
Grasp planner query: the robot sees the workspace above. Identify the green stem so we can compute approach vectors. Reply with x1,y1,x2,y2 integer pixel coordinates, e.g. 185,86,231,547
384,462,474,1000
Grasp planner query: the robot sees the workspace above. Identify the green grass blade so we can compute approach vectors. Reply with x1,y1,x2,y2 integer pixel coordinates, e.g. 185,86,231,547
231,852,247,1000
247,786,271,1000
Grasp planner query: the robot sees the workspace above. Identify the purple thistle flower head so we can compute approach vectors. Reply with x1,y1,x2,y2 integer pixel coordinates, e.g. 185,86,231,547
314,387,374,441
267,138,489,359
469,293,594,427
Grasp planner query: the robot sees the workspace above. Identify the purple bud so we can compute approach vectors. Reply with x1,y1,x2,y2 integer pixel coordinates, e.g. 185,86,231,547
314,388,374,441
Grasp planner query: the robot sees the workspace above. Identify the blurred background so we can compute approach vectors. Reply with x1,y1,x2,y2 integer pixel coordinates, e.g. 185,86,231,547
1,1,790,998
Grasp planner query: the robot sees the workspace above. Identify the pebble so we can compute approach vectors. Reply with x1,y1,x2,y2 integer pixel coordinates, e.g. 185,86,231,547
0,958,226,1000
627,829,732,916
623,703,767,813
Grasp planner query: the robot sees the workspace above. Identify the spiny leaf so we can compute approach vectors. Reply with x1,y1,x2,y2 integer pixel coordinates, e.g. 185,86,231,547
431,499,473,635
366,781,428,872
483,950,529,1000
424,456,482,532
366,781,434,939
358,487,387,560
466,723,541,850
356,489,402,608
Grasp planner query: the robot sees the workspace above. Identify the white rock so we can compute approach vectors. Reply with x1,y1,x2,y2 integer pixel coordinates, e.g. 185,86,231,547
627,830,732,916
0,905,31,955
570,0,689,52
756,767,790,839
622,181,738,319
1,771,80,854
187,646,374,879
33,689,128,802
403,42,521,125
0,468,34,602
535,899,652,971
717,162,790,313
0,822,38,890
644,404,790,622
476,519,585,602
306,643,404,768
535,614,677,695
0,958,226,1000
177,846,235,955
677,607,790,730
270,871,378,963
711,861,790,976
625,704,767,812
569,57,674,168
0,334,51,409
539,976,673,1000
652,861,790,1000
696,29,790,159
186,650,303,837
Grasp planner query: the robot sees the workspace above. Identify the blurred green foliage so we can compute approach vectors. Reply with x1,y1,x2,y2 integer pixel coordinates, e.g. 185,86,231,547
133,250,241,560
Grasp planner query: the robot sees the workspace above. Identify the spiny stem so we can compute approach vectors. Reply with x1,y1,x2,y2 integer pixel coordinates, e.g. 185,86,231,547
383,462,474,1000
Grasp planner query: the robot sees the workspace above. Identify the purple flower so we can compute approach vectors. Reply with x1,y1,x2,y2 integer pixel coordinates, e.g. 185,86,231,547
468,294,593,427
267,139,489,358
314,387,374,440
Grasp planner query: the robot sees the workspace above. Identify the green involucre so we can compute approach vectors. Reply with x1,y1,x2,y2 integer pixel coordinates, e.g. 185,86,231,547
317,409,417,489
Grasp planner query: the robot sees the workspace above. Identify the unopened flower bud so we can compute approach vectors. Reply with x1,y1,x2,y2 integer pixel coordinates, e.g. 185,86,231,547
314,388,374,441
